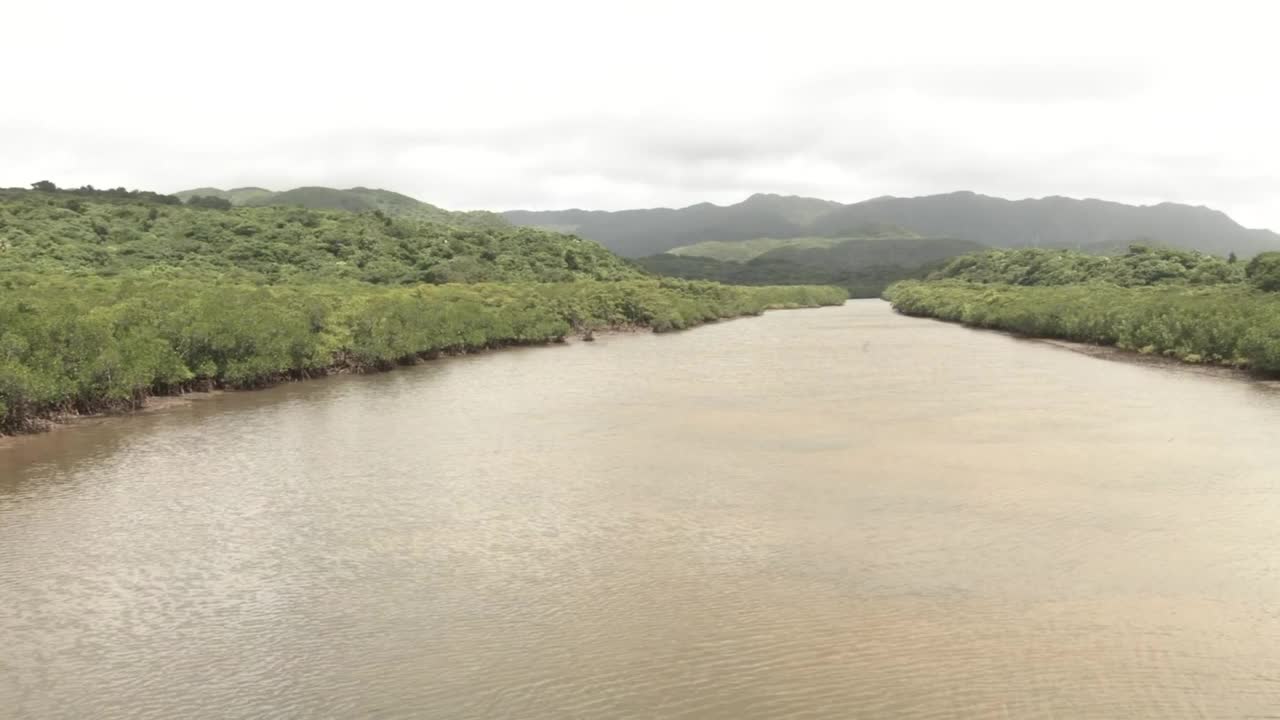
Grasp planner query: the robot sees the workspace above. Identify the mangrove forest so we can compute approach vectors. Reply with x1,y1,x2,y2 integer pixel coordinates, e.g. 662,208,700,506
886,245,1280,374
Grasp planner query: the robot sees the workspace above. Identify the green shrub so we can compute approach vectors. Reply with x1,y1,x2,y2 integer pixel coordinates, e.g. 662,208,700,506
1246,252,1280,292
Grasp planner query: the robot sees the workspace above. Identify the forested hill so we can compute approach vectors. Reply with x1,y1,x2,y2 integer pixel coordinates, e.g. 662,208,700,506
175,186,509,229
637,235,985,298
0,187,638,284
505,191,1280,258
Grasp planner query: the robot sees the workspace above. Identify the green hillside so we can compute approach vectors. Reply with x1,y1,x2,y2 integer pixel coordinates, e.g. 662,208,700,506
175,185,510,229
0,187,637,284
174,187,275,205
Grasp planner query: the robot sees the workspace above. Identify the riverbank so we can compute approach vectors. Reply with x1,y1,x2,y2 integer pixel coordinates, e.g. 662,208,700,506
0,328,618,437
885,280,1280,377
1033,339,1280,389
0,280,847,436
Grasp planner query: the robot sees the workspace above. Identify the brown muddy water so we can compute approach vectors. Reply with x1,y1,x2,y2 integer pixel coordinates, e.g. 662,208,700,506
3,300,1280,719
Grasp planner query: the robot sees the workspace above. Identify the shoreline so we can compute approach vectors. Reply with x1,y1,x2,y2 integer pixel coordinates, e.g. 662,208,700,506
0,305,835,443
1031,337,1278,384
906,311,1280,387
884,280,1280,385
3,333,593,441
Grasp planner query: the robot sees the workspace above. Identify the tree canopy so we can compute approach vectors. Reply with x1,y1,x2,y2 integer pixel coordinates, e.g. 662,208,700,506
1246,252,1280,292
0,188,642,284
928,245,1246,287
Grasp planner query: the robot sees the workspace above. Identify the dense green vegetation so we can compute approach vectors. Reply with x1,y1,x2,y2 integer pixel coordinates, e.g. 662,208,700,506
886,246,1280,376
929,245,1245,286
887,282,1280,372
638,236,985,298
1247,252,1280,291
176,185,508,228
0,188,639,284
0,187,845,433
23,181,182,206
0,276,844,433
506,191,1280,258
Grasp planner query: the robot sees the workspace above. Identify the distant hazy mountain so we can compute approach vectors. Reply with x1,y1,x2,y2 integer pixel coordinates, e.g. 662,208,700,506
506,191,1280,258
176,186,509,229
505,193,841,257
808,192,1280,257
637,235,986,298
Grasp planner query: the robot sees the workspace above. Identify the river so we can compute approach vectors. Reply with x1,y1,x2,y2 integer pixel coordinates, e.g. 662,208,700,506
3,300,1280,719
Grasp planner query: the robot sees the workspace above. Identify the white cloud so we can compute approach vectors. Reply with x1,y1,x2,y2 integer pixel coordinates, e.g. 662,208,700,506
4,0,1279,228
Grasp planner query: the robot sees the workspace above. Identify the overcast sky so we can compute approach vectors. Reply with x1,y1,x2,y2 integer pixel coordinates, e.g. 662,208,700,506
5,0,1280,227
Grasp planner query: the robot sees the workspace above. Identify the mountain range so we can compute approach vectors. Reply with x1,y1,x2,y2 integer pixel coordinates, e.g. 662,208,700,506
505,191,1280,258
172,185,1280,267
